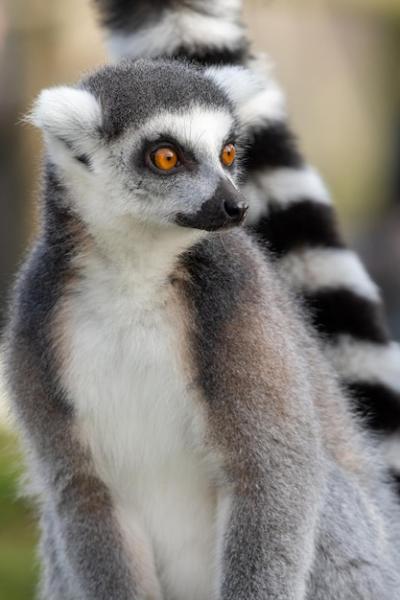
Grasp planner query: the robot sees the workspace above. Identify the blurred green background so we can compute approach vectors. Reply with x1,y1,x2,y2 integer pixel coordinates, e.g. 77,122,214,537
0,0,399,597
0,426,37,600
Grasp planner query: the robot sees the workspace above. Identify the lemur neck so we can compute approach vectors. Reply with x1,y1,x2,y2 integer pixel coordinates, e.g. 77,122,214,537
78,219,204,298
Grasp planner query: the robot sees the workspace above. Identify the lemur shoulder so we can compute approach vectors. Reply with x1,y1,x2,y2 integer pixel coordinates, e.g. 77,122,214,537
5,59,400,600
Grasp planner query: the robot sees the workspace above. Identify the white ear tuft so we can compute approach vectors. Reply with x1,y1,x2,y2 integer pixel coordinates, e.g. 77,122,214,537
28,87,102,150
205,62,286,132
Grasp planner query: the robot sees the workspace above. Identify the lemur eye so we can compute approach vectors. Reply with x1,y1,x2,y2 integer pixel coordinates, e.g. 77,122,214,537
151,147,179,172
221,143,236,168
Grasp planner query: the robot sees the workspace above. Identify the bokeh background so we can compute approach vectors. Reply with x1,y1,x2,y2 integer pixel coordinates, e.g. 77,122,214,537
0,0,399,597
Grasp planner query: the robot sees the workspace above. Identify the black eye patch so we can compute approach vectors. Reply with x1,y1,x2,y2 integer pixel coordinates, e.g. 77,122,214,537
135,136,198,173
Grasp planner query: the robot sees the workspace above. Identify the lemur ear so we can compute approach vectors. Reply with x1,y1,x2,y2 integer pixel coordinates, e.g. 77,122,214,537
28,86,102,155
205,61,286,132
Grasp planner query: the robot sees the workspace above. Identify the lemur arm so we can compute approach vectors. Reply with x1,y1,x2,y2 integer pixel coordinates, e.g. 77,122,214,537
44,454,140,600
179,234,323,600
6,243,141,600
93,0,400,460
217,423,320,600
218,458,318,600
13,391,140,600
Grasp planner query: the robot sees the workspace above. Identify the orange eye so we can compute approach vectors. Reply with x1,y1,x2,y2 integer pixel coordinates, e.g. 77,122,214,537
152,147,179,172
221,143,236,167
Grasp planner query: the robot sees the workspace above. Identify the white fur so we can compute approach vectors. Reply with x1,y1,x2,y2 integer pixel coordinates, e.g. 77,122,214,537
192,0,242,17
206,66,286,130
60,225,221,600
261,166,331,207
324,336,400,393
30,87,102,153
108,7,244,61
239,83,286,130
244,167,331,225
213,491,232,599
279,248,381,302
137,107,234,163
242,179,267,225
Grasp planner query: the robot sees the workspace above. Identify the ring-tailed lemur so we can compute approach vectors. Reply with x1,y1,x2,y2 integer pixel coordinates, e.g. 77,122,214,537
93,0,400,482
5,58,400,600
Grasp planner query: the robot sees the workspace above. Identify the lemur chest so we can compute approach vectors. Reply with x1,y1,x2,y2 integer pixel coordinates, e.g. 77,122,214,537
61,274,219,599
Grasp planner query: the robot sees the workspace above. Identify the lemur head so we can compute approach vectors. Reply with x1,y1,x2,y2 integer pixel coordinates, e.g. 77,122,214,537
30,59,267,235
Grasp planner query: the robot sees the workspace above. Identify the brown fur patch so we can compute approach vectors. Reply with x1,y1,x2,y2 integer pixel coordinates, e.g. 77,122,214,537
173,232,370,493
50,215,93,375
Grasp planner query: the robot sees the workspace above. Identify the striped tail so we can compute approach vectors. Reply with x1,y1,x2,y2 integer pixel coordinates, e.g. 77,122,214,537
93,0,400,472
95,0,249,65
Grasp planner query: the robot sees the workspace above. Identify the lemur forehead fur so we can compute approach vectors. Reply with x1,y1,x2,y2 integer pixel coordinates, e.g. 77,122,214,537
5,58,400,600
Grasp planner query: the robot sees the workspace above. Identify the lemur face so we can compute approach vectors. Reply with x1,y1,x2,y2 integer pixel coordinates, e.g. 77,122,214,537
30,59,267,234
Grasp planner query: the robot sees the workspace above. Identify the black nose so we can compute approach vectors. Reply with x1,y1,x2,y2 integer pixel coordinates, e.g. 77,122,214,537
175,178,249,232
223,198,248,222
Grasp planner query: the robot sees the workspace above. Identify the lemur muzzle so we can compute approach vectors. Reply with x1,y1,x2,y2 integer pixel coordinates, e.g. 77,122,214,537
176,178,248,232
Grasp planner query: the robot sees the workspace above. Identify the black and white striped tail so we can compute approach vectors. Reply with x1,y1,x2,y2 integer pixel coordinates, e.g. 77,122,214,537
95,0,249,65
93,0,400,473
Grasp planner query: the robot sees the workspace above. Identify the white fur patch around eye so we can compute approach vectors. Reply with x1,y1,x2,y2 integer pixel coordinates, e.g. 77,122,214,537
29,87,102,149
134,107,234,163
205,66,286,131
108,8,244,61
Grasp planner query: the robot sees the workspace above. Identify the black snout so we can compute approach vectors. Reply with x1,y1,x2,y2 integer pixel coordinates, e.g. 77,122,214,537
175,179,249,232
223,197,247,221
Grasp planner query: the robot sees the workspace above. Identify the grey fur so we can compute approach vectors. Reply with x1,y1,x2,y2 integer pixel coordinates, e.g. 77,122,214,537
82,58,232,138
179,232,400,599
5,168,141,600
4,60,400,600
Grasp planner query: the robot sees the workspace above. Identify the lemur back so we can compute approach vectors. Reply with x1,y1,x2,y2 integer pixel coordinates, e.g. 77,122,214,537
5,59,400,600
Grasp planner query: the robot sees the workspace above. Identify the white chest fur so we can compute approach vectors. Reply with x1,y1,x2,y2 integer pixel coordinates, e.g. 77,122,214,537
60,241,219,600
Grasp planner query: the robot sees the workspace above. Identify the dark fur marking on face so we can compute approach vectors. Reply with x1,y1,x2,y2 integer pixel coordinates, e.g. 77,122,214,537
135,136,197,175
